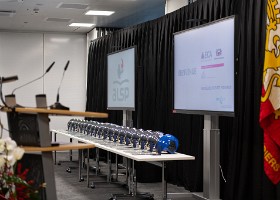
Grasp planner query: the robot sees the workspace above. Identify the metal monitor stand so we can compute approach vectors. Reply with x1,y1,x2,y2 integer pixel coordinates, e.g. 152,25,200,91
193,115,220,200
123,110,133,127
122,109,133,184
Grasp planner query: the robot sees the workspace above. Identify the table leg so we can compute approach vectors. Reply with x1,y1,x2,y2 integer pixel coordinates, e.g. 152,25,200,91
107,151,112,182
126,158,129,185
70,138,73,161
96,148,100,175
87,148,90,187
78,149,82,181
127,159,132,194
115,154,118,182
54,132,57,164
132,160,137,196
162,161,167,199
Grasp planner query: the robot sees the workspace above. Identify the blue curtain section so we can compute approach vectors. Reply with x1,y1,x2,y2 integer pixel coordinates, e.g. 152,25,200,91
86,0,277,199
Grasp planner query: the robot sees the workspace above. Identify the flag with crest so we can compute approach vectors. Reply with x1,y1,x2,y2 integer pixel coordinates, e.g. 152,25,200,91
260,0,280,184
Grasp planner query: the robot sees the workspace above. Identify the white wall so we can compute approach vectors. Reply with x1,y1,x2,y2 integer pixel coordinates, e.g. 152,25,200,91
87,28,98,45
0,32,44,105
0,32,87,142
165,0,187,14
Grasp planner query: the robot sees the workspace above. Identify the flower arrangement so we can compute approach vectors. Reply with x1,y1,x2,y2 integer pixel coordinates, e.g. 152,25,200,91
0,137,42,200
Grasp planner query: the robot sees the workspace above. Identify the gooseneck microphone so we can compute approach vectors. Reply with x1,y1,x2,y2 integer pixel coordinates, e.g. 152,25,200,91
11,61,55,95
50,60,70,110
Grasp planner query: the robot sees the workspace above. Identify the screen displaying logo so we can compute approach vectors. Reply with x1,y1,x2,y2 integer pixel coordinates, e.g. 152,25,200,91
201,50,212,60
216,48,222,56
117,59,124,79
112,58,129,101
107,47,135,109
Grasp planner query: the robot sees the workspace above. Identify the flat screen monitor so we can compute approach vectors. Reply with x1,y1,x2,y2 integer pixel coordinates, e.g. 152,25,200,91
107,46,135,110
173,16,235,116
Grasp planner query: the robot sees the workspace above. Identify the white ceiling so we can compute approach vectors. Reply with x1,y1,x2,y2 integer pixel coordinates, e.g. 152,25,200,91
0,0,165,33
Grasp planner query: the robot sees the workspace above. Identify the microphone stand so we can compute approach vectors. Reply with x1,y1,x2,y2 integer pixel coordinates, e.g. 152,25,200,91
49,94,69,110
11,62,55,95
50,61,70,110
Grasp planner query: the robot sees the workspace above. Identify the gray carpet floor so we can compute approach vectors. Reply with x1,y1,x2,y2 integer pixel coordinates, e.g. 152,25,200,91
54,151,196,200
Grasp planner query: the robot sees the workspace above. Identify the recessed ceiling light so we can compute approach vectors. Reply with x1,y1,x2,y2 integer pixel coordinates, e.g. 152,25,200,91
69,23,94,27
46,17,71,23
50,38,70,43
85,10,115,16
57,3,89,10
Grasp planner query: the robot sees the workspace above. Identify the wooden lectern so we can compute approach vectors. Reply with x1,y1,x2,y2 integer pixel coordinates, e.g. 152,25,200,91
2,95,108,200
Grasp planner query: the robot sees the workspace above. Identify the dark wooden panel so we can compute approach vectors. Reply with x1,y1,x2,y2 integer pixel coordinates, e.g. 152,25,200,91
7,112,40,146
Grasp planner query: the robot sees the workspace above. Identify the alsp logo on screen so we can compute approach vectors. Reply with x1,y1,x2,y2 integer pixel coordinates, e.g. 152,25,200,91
112,59,129,101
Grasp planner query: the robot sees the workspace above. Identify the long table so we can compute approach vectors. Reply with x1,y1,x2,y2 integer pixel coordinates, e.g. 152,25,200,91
52,129,195,199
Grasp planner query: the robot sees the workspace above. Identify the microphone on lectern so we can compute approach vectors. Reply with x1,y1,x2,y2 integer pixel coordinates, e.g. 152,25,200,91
50,60,70,110
11,61,55,95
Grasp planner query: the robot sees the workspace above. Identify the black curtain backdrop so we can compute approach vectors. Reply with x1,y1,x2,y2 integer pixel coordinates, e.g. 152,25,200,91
86,0,280,199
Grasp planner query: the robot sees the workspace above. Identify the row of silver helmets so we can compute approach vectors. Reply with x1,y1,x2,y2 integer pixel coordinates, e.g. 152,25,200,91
67,119,179,154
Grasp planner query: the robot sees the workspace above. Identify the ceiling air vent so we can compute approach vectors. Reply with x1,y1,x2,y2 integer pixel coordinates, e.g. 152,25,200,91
57,3,89,10
45,18,71,23
0,10,15,17
0,0,23,2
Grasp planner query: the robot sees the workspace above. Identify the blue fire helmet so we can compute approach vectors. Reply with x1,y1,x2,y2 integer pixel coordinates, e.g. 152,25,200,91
156,134,179,154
